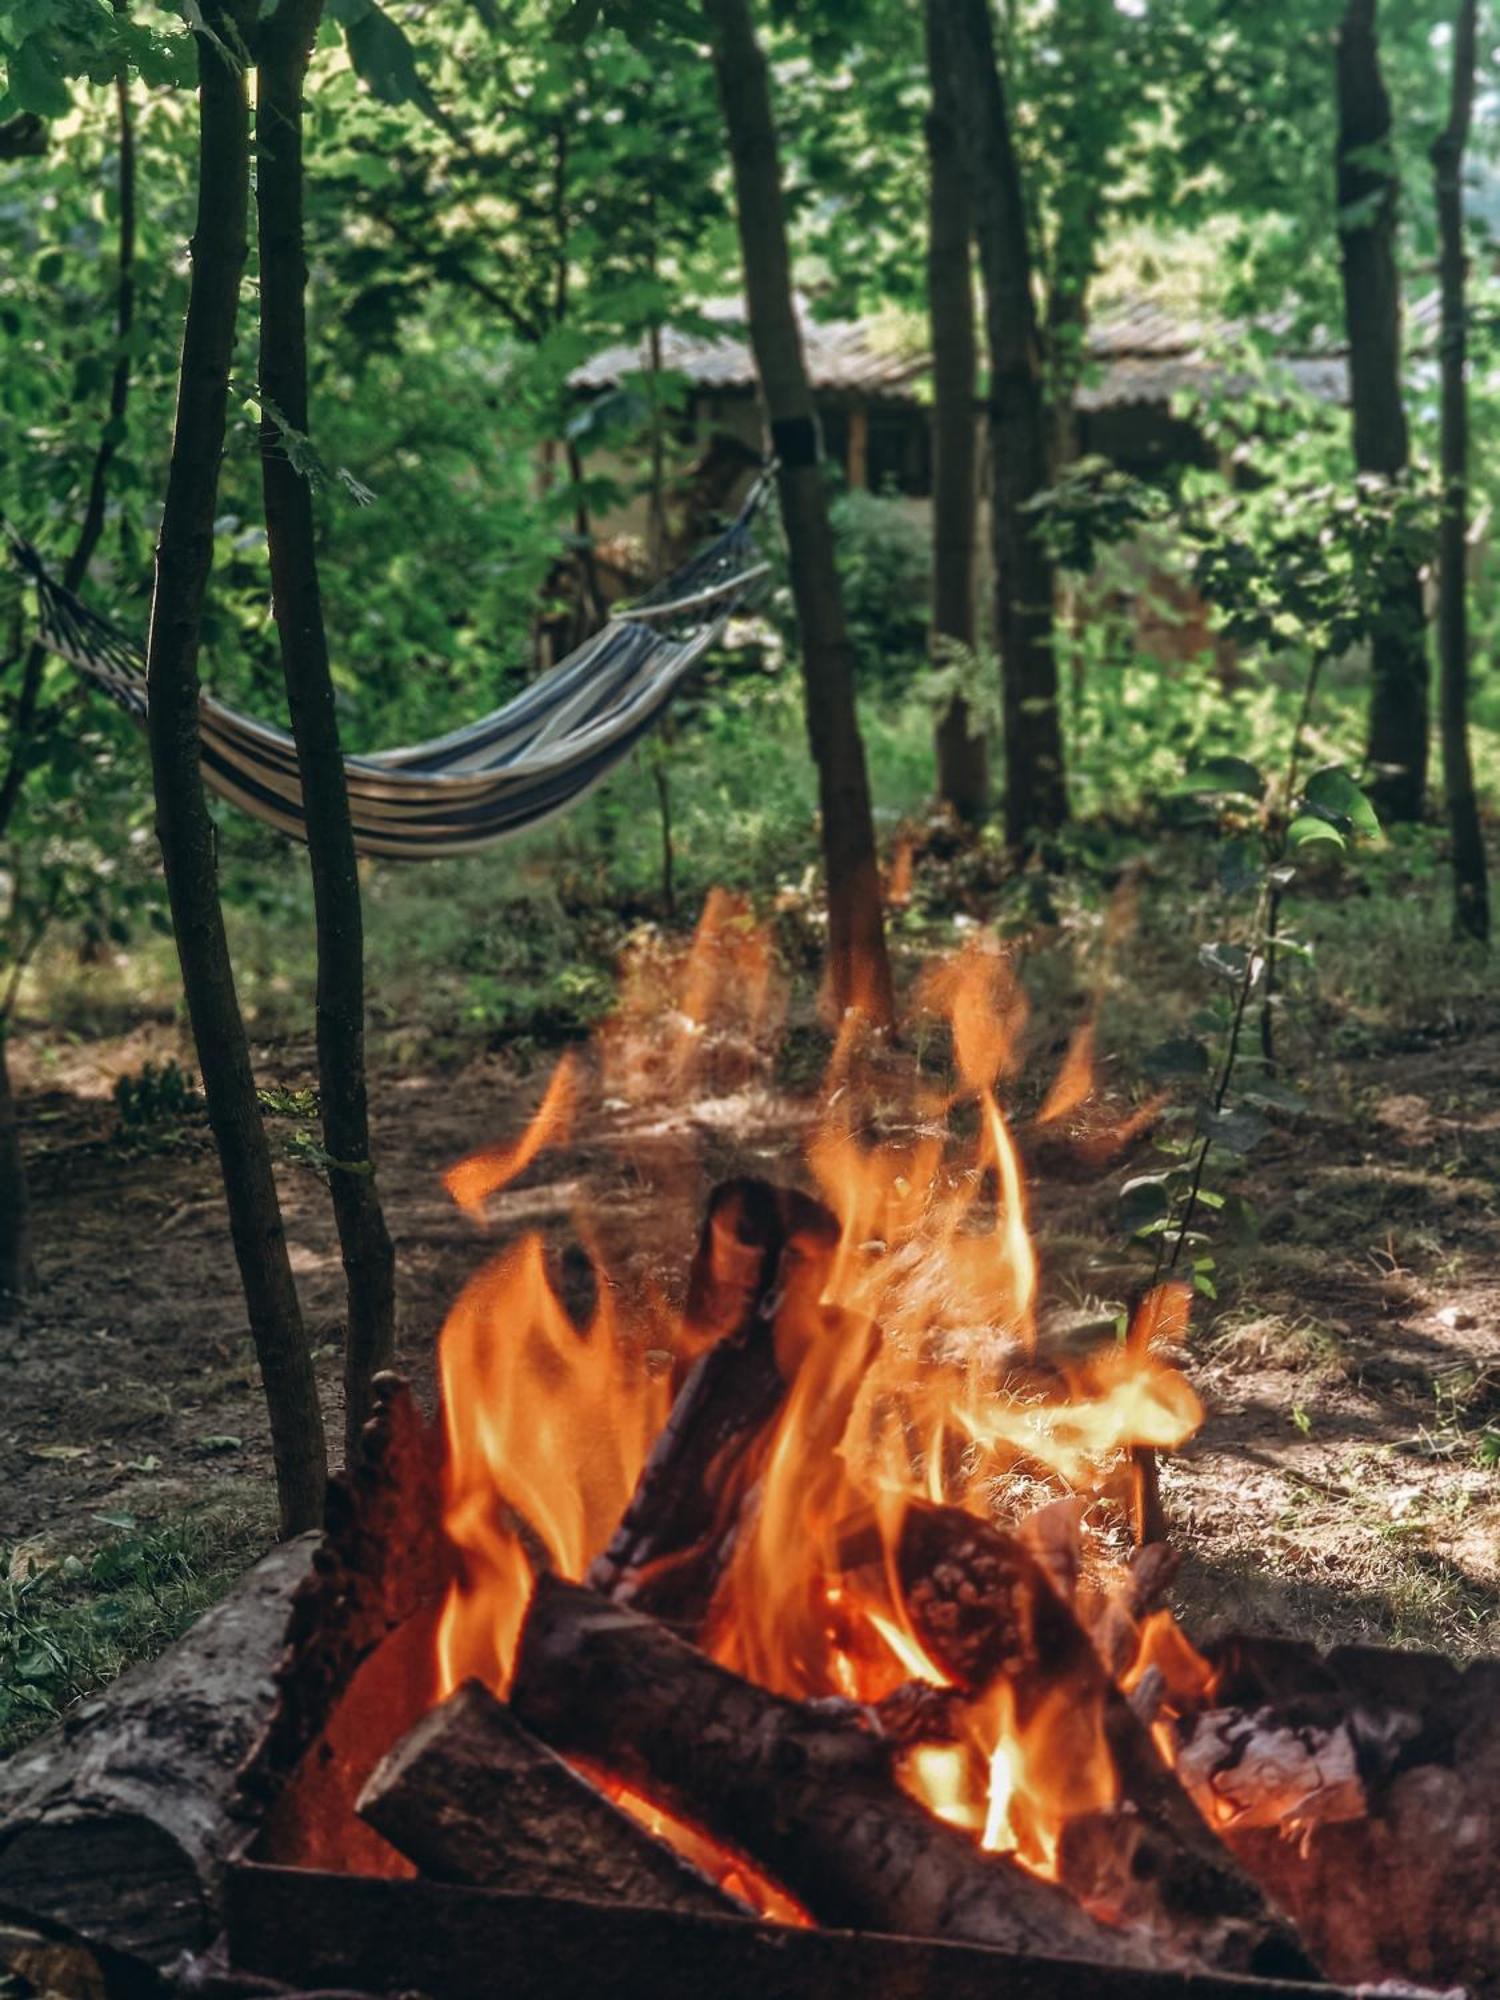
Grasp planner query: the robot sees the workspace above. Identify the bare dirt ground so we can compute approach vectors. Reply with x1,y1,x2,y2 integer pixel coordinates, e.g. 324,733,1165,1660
5,1001,1499,1662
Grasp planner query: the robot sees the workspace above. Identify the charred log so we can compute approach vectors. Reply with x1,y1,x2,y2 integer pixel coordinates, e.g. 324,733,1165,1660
588,1179,837,1632
512,1574,1165,1971
895,1503,1316,1980
356,1678,743,1915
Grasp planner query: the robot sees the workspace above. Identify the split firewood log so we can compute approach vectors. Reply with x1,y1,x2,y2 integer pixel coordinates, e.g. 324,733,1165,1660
894,1501,1318,1980
356,1678,744,1915
0,1535,319,1973
511,1573,1172,1972
588,1177,837,1632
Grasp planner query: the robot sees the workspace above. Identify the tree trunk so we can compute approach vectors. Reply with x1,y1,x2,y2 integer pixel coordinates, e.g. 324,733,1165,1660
256,0,398,1457
0,1032,27,1318
1335,0,1428,823
942,0,1068,850
924,0,988,826
144,4,327,1538
1432,0,1488,942
0,71,138,1319
703,0,894,1025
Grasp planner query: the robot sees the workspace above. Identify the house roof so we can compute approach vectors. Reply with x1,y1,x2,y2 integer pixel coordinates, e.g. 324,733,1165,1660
570,294,1440,413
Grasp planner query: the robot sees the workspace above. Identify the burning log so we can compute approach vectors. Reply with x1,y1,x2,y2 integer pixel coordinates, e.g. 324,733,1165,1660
588,1178,838,1631
0,1534,320,1972
356,1678,744,1914
511,1573,1168,1972
895,1503,1318,1981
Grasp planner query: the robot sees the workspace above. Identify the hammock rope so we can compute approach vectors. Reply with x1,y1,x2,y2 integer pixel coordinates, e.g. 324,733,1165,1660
3,473,772,861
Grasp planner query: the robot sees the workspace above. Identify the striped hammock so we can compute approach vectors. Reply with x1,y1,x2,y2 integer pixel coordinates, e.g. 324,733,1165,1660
4,484,770,860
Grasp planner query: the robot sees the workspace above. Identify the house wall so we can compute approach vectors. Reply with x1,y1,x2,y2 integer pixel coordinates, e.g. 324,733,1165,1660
568,390,1230,679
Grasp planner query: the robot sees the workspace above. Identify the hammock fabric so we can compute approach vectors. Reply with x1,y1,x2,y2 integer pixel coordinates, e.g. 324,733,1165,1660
4,483,770,860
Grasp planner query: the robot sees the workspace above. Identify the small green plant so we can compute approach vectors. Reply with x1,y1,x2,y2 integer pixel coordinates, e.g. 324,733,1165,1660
112,1058,202,1134
256,1083,320,1118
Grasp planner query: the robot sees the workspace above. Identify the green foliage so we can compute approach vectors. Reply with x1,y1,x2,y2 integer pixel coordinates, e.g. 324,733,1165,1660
113,1057,201,1132
766,486,931,690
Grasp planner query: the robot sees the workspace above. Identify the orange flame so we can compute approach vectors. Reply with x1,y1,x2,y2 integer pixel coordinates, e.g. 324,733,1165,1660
431,895,1215,1902
443,1055,577,1221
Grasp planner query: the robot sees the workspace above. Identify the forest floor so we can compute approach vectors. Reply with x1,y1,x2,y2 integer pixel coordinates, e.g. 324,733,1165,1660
4,845,1500,1747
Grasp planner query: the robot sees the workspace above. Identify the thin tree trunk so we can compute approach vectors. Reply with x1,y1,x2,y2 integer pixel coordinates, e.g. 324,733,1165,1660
924,0,988,827
1335,0,1428,822
144,4,327,1537
0,67,139,1318
943,0,1068,849
0,1033,26,1318
703,0,894,1024
1432,0,1488,942
256,0,398,1457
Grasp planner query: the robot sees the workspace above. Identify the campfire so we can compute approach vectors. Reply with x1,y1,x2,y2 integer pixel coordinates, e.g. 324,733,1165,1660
2,897,1496,1999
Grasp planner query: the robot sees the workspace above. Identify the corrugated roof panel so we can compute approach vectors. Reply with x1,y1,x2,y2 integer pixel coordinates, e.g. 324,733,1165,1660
569,293,1394,408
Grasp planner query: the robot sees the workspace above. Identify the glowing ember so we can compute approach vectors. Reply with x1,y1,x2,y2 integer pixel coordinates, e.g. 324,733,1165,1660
432,897,1214,1895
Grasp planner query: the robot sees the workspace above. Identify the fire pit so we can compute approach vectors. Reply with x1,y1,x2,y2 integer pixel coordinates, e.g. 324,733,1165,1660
2,914,1495,1997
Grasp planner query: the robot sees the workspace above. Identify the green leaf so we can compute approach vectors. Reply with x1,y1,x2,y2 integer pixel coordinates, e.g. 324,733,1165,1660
1179,755,1265,800
9,39,72,119
1241,1077,1309,1114
1199,940,1261,987
1196,1103,1270,1156
91,1509,137,1530
1288,813,1345,850
345,4,435,111
1302,766,1380,839
1143,1035,1211,1080
1119,1174,1172,1233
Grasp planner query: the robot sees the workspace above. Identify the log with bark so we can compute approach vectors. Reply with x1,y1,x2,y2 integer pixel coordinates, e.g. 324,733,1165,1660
894,1503,1317,1980
0,1535,320,1971
356,1678,743,1915
511,1573,1167,1971
588,1178,837,1632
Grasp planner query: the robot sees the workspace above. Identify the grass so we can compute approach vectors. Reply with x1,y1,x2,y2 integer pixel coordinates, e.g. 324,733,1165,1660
0,1504,274,1755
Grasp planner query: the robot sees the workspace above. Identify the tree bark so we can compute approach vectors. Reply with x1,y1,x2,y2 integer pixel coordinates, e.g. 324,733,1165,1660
1335,0,1428,823
511,1575,1160,1970
0,1033,27,1318
0,71,138,1318
144,4,327,1537
703,0,894,1025
0,1534,318,1972
256,0,398,1457
942,0,1068,849
924,0,988,826
1432,0,1488,942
